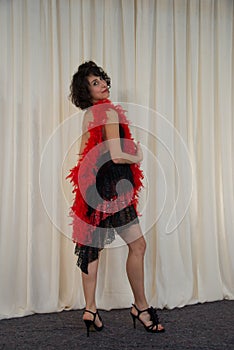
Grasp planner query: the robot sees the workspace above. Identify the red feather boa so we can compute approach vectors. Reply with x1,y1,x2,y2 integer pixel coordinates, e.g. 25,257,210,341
66,99,144,245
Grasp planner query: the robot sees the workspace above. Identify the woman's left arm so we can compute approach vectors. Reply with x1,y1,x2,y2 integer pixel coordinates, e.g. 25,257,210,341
104,109,143,164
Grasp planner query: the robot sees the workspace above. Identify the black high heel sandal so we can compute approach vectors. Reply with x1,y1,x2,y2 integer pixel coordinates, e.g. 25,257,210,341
83,309,104,337
130,303,165,333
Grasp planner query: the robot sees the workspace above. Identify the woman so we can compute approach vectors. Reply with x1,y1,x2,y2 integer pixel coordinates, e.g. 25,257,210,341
67,61,164,336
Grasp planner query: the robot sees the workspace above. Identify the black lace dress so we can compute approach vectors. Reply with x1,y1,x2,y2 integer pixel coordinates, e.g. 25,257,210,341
74,125,139,274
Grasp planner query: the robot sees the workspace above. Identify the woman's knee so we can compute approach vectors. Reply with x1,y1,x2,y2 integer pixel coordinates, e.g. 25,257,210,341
129,237,146,256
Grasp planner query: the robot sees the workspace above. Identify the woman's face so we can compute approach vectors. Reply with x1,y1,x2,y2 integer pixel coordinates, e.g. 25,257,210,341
87,75,110,103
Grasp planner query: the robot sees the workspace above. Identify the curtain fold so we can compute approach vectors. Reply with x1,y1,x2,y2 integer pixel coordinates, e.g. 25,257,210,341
0,0,233,319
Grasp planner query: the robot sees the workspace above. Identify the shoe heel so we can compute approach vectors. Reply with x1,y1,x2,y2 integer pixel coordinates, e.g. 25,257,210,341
130,313,136,329
84,320,92,337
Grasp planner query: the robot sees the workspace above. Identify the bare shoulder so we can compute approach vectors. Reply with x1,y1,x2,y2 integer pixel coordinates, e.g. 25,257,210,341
106,108,119,123
82,108,94,132
83,108,94,121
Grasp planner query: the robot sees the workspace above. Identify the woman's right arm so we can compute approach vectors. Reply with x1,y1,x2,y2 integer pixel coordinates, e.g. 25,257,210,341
104,109,143,164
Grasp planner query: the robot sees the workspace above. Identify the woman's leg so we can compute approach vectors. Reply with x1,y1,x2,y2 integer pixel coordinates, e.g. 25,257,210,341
82,258,103,327
119,223,148,307
119,223,164,331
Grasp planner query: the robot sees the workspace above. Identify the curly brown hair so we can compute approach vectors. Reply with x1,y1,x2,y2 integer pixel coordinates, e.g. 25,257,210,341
69,61,111,110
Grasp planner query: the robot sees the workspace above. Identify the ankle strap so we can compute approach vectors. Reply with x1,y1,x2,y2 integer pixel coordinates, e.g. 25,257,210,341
132,303,149,314
84,309,97,316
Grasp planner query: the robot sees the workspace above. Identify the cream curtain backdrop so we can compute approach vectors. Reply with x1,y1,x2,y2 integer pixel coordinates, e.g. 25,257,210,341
0,0,234,319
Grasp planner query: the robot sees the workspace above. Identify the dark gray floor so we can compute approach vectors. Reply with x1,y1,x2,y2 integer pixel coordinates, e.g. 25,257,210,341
0,300,234,350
